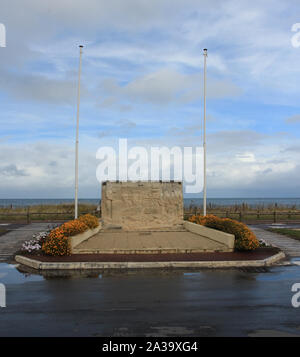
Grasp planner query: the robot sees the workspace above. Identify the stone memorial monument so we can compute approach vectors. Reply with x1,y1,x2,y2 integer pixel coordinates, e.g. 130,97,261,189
71,180,234,254
101,181,183,230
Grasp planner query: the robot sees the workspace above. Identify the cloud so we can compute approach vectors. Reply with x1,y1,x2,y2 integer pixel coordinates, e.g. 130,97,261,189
205,152,299,196
285,115,300,124
12,0,212,33
208,130,266,152
0,141,100,198
0,127,298,198
168,125,201,137
284,145,300,152
0,164,27,177
98,119,137,138
0,0,300,198
99,68,242,107
235,152,256,162
0,69,81,104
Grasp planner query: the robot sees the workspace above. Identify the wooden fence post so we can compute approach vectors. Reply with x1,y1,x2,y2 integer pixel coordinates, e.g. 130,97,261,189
239,212,242,222
273,211,277,223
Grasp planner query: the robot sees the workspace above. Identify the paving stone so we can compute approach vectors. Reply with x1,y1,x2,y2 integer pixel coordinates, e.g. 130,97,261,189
250,226,300,257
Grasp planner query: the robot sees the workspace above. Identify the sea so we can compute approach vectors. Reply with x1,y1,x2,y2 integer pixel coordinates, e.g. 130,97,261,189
1,198,300,208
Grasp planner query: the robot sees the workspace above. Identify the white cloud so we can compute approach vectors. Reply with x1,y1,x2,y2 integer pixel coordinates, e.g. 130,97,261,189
0,141,99,197
99,68,242,106
236,152,256,162
0,0,300,198
285,114,300,124
0,69,80,104
207,130,266,153
0,126,298,198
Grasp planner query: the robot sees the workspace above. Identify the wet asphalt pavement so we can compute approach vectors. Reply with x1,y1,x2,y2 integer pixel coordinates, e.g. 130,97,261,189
0,262,300,337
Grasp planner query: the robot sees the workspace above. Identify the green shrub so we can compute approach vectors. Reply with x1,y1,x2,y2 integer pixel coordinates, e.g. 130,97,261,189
188,214,259,251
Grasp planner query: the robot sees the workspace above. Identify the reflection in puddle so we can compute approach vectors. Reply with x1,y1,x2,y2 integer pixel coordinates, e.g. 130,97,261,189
248,329,300,337
291,258,300,266
15,264,204,280
183,272,204,277
0,263,44,284
0,261,300,337
256,265,300,282
16,264,102,280
1,260,299,284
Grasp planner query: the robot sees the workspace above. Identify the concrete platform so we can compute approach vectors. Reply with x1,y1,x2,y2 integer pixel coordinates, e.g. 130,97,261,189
14,251,286,270
73,229,231,254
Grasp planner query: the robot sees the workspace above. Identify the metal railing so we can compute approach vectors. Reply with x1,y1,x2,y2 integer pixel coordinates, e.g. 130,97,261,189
0,209,100,224
184,210,300,223
0,209,300,224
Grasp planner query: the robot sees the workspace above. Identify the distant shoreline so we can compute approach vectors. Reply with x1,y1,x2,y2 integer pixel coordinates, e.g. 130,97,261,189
1,197,300,208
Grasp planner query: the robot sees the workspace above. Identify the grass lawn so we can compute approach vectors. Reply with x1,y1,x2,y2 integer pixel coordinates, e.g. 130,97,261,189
268,228,300,242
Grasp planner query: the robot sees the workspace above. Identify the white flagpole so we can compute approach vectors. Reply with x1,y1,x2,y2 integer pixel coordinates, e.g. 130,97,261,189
203,48,207,216
75,45,83,219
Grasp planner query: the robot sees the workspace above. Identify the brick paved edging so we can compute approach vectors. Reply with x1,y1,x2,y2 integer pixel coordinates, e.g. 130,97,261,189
15,252,285,270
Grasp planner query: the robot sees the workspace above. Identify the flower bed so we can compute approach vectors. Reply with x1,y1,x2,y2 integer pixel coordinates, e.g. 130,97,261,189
21,225,57,255
42,214,99,256
188,214,259,251
21,215,99,257
78,213,99,229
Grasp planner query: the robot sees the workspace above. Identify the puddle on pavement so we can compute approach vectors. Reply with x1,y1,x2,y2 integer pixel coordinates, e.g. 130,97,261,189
1,260,300,338
265,223,300,229
183,272,205,277
291,257,300,265
256,265,300,282
248,329,300,337
0,263,44,284
1,259,299,284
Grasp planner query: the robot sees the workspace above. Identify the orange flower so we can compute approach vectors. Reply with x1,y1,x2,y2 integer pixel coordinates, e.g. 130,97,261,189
188,214,259,251
78,214,99,229
42,216,97,256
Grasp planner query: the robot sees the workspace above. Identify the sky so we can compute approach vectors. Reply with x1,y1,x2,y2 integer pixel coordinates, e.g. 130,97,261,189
0,0,300,198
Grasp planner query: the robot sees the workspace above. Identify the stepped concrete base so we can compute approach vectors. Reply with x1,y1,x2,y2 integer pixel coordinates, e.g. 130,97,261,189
15,252,286,270
73,222,234,255
95,182,234,255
